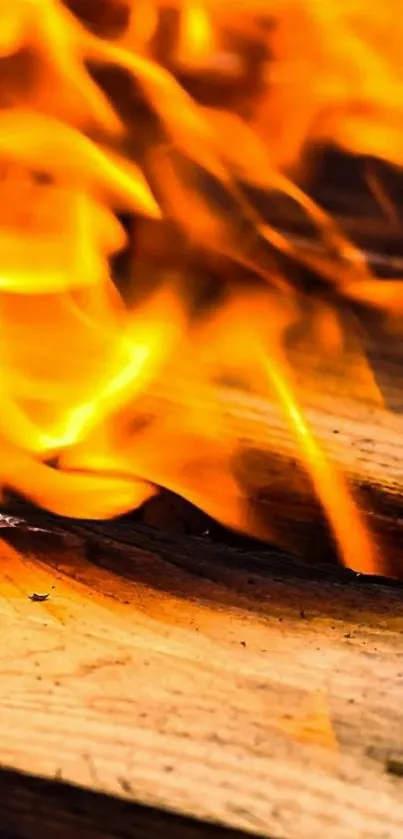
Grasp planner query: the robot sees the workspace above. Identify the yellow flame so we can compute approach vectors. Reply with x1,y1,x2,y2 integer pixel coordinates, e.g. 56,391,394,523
0,0,401,573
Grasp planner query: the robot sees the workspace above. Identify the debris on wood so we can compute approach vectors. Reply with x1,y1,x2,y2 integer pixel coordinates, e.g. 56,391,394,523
386,757,403,778
29,593,50,602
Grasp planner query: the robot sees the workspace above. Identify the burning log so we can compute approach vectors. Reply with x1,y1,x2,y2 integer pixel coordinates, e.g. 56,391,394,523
129,325,403,579
0,0,403,580
2,5,403,838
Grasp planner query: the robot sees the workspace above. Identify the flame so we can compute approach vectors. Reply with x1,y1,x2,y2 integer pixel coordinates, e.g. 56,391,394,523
0,0,402,574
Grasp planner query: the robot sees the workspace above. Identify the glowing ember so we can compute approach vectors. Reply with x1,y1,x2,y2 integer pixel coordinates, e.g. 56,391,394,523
0,0,401,573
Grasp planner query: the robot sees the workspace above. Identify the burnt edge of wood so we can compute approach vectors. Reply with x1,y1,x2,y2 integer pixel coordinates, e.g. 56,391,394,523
0,766,273,839
3,502,403,591
75,518,403,589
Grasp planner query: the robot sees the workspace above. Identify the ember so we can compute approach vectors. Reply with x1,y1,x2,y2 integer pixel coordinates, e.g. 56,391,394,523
0,0,402,575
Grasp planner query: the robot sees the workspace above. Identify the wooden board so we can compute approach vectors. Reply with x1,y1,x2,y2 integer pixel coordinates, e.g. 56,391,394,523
1,512,403,839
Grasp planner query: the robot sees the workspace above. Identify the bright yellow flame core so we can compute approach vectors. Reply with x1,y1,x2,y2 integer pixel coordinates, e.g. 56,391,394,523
0,0,401,573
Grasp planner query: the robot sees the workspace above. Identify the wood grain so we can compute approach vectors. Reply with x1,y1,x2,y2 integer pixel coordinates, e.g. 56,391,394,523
108,316,403,577
1,512,403,839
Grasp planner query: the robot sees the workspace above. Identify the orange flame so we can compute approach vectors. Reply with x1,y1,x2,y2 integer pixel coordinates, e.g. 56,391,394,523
0,0,402,574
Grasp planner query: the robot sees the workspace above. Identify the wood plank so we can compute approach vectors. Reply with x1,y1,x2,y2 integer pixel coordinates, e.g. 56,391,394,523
0,512,403,839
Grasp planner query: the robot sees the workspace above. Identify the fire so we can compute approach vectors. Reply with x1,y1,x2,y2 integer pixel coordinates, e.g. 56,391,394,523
0,0,402,574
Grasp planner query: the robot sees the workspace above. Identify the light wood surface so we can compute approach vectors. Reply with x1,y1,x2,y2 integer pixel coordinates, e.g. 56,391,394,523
1,513,403,839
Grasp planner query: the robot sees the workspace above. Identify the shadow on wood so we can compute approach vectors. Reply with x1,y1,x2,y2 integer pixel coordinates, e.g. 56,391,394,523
0,766,260,839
